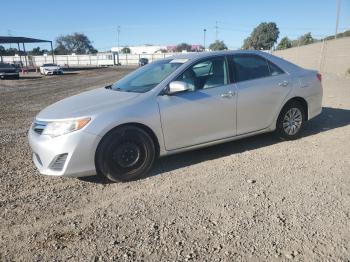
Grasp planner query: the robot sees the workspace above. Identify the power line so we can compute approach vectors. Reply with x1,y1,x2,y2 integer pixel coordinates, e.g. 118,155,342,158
217,27,251,33
216,20,344,32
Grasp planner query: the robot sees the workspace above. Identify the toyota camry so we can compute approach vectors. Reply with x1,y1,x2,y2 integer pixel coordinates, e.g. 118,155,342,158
28,51,322,182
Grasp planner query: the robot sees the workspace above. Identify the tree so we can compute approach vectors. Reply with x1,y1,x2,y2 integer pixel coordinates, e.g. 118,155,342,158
241,22,279,50
29,47,50,55
120,47,131,54
0,45,6,55
242,37,253,50
30,47,43,55
209,40,228,51
0,47,22,56
298,32,315,46
276,37,292,50
54,33,98,55
339,30,350,38
290,33,316,47
324,30,350,40
175,43,192,52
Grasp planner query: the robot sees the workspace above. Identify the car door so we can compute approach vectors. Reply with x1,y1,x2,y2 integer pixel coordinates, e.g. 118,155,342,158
157,56,236,150
229,54,292,135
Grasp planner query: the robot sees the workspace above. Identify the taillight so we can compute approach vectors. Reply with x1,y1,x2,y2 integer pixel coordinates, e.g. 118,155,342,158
316,73,322,82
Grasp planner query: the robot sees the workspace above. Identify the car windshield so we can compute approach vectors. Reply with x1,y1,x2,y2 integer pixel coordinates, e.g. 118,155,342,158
43,63,57,67
111,59,183,93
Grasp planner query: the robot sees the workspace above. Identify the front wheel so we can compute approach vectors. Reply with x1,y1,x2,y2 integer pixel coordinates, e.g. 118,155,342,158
95,126,156,182
276,101,306,140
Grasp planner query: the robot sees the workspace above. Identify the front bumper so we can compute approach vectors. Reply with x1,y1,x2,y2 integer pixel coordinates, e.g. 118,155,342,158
45,70,63,75
28,127,101,177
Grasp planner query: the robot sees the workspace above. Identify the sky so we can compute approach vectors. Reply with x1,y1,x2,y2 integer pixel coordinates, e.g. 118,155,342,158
0,0,349,51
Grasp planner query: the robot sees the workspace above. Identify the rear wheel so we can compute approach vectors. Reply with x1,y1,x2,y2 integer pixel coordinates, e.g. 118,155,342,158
95,126,155,182
276,101,306,140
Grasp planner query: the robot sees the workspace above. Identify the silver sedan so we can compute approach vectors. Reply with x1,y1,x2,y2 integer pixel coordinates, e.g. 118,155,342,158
28,51,323,182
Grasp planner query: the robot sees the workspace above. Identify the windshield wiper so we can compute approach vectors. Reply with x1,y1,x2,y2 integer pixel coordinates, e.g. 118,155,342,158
111,86,132,92
105,85,140,93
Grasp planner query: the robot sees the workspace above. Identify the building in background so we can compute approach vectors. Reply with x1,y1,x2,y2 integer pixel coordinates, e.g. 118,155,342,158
111,44,203,54
166,45,203,52
111,45,166,54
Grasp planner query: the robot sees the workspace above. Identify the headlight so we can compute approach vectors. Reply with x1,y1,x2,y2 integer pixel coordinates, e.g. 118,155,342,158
42,117,91,137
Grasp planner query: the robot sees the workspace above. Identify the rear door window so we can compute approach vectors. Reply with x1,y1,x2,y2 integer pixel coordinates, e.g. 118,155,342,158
267,61,284,76
230,55,284,82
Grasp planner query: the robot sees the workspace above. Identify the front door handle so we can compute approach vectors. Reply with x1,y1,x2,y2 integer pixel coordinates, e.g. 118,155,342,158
278,80,289,87
221,91,235,98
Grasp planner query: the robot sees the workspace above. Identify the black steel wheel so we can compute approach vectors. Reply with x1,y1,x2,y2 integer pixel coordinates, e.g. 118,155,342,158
95,126,155,182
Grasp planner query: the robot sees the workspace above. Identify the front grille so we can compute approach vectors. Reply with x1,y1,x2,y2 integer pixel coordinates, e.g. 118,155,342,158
49,153,68,171
32,120,47,135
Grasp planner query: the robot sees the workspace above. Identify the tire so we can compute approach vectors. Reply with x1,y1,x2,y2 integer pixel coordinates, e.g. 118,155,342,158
95,126,156,182
276,101,306,140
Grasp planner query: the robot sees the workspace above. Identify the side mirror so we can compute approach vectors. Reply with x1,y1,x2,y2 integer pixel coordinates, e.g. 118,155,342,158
167,81,190,95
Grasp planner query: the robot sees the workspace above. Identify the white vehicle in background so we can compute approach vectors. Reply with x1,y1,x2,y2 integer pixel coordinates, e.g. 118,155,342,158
40,63,63,75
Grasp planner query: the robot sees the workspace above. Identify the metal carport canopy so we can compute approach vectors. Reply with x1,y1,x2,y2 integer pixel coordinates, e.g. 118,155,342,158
0,36,55,67
0,36,51,44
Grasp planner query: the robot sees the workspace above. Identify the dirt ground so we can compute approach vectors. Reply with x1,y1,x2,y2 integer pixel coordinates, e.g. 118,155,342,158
0,68,349,261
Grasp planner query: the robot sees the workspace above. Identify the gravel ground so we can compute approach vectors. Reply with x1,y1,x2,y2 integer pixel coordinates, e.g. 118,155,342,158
0,68,349,261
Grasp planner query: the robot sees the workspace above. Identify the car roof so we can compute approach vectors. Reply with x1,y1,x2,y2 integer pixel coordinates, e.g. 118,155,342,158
166,50,303,74
168,50,268,60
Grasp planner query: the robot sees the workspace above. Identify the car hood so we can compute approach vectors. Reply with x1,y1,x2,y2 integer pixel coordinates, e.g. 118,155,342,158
36,87,141,120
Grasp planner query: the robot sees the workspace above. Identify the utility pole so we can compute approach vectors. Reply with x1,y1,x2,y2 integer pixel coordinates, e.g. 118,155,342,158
117,25,121,51
215,21,218,40
335,0,341,38
116,25,121,65
203,29,207,51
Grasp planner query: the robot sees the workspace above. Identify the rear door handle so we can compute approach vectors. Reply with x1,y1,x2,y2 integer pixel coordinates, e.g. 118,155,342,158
278,80,289,87
221,91,235,98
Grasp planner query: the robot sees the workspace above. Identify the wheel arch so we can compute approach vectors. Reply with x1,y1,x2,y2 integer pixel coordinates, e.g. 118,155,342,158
281,96,308,121
96,122,160,158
